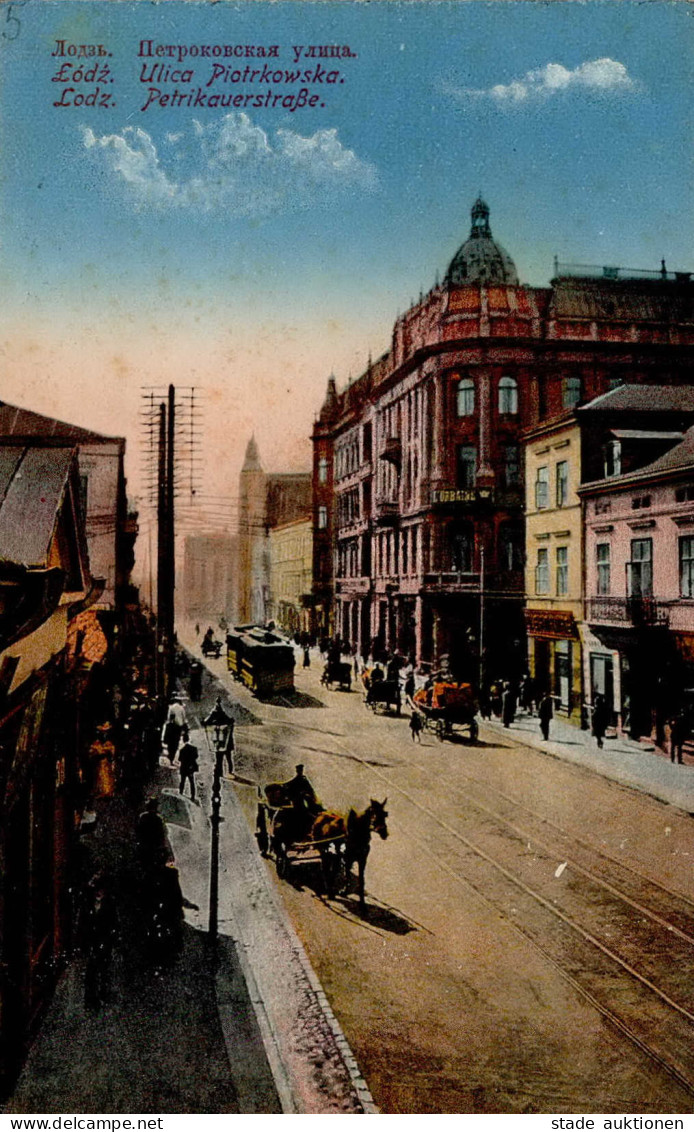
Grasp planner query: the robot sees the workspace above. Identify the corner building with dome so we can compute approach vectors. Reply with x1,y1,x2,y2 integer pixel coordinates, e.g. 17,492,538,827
311,198,694,685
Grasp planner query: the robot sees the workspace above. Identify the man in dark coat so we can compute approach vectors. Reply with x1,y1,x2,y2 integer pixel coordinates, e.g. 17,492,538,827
82,873,118,1009
502,682,517,729
670,711,688,764
178,739,199,800
538,692,553,741
591,694,610,749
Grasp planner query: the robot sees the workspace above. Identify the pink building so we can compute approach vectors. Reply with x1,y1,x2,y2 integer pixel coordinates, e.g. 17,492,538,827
581,426,694,741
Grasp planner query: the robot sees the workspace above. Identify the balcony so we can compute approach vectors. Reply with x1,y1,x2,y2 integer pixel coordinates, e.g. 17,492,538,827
379,435,402,468
424,571,481,593
587,596,670,628
374,497,399,524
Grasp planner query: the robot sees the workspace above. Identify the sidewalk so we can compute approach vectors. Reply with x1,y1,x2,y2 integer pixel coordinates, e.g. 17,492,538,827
482,710,694,813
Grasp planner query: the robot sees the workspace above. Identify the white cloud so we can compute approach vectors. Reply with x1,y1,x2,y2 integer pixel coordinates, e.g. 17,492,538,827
449,57,637,106
82,126,176,203
81,114,377,214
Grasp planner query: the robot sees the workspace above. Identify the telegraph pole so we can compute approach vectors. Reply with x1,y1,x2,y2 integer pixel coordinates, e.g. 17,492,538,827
156,402,167,705
166,383,176,695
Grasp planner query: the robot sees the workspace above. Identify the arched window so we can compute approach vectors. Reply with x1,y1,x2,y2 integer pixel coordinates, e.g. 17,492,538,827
499,376,518,415
456,377,475,417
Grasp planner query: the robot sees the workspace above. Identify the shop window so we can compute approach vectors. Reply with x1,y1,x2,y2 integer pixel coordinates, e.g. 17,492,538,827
498,376,518,415
554,640,572,711
535,548,549,594
556,546,568,596
680,536,694,597
596,543,611,595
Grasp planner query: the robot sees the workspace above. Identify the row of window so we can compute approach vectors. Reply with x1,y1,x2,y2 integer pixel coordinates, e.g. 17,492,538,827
534,461,569,510
457,444,520,490
456,375,519,417
456,374,591,420
594,536,694,598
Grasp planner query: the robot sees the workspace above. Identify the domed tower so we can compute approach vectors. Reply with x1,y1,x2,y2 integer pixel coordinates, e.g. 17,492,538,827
445,197,519,286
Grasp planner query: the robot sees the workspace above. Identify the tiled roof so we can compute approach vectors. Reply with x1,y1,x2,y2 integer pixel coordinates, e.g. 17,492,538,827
580,385,694,414
637,425,694,475
0,447,75,567
550,279,694,323
0,401,123,444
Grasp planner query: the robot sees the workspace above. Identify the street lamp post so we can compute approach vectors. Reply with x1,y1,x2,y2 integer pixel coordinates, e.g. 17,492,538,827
203,697,233,946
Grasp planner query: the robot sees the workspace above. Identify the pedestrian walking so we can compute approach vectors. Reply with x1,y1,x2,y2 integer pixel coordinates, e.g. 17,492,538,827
502,681,517,729
519,674,535,716
303,645,311,668
591,693,609,749
82,873,118,1010
490,680,503,718
163,695,185,763
136,796,171,869
409,711,423,743
178,738,199,800
538,692,553,741
222,716,235,775
670,711,688,764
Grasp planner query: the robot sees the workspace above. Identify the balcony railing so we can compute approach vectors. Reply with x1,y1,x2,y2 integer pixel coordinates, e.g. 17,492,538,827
587,596,670,628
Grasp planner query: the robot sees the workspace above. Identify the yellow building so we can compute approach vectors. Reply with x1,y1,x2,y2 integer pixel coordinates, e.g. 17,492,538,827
268,517,313,637
524,419,584,722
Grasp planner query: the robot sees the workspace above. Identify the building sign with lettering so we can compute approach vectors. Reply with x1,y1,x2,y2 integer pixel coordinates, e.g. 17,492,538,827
432,488,493,505
525,609,578,640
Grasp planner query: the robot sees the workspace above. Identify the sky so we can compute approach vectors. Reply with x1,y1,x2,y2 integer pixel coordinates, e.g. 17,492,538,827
0,0,692,537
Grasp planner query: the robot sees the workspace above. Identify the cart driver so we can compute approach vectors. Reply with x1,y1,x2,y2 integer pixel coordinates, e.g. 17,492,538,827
284,764,321,816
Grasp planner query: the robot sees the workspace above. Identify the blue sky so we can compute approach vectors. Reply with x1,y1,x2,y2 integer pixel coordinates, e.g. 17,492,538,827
0,0,692,506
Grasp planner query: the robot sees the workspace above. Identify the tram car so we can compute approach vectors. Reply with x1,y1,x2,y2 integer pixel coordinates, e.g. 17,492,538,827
226,625,295,696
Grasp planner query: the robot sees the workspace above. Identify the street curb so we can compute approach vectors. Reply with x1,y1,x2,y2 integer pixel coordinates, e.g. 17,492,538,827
220,776,378,1114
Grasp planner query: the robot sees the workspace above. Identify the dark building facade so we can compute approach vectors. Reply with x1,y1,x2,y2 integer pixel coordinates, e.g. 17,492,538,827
312,197,694,677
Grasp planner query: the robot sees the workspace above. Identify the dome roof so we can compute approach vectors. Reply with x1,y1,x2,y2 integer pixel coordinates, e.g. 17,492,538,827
445,197,518,286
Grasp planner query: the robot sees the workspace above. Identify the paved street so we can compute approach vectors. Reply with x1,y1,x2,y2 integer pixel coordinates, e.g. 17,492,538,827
192,638,694,1115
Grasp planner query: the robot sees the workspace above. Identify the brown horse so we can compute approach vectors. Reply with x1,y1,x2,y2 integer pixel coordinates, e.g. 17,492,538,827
312,798,388,911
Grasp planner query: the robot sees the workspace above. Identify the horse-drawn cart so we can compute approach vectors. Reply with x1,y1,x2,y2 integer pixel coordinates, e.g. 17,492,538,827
411,681,479,743
255,782,345,880
255,780,389,909
362,668,401,715
320,659,353,691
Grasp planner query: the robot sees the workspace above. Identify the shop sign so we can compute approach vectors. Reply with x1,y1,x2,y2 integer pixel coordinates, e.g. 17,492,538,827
432,487,493,505
525,608,578,640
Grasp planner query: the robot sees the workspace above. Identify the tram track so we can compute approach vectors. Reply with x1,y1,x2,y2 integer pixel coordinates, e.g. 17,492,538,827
306,726,694,1101
232,688,694,1102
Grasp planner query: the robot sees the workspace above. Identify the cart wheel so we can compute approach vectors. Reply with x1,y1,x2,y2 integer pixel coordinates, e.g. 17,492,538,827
436,718,446,742
469,718,479,744
275,844,288,879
